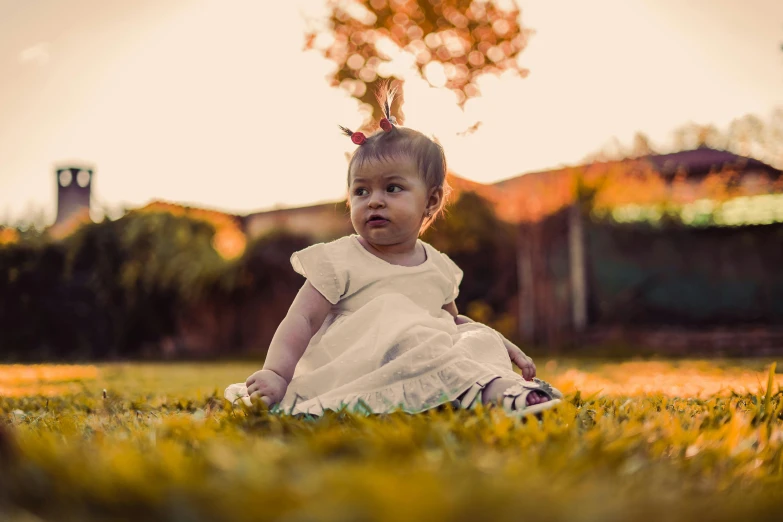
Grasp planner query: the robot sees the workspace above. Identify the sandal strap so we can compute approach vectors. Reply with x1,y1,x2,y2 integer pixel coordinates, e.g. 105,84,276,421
532,378,563,399
501,383,533,411
459,375,501,410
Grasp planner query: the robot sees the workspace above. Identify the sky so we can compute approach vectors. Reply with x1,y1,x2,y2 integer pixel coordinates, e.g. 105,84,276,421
1,0,781,225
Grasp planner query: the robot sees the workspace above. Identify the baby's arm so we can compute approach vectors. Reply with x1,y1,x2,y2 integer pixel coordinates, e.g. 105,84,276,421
246,281,332,405
442,301,536,380
262,280,332,382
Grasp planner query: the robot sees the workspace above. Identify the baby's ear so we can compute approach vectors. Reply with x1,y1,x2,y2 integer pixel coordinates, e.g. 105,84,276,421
428,186,444,208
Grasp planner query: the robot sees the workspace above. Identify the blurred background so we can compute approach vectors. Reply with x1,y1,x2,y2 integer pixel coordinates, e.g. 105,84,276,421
1,0,782,361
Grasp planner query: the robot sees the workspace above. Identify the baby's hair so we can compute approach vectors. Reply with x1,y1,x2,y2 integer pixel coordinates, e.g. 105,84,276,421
342,82,451,232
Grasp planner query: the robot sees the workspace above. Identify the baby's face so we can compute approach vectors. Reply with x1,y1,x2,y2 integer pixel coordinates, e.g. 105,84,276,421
348,155,430,249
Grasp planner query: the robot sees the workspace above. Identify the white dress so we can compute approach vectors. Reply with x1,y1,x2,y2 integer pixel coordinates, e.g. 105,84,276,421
232,234,522,416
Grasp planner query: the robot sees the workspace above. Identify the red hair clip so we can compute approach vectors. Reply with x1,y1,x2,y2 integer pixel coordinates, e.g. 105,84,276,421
379,115,398,133
339,125,366,145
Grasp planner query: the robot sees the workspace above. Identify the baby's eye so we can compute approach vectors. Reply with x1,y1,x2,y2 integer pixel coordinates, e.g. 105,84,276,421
354,188,368,196
387,185,402,193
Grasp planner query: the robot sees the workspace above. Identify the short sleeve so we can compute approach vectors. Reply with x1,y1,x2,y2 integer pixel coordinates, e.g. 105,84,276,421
441,253,464,304
290,242,347,305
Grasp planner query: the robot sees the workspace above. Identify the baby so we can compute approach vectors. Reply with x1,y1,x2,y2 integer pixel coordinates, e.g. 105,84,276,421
225,86,561,418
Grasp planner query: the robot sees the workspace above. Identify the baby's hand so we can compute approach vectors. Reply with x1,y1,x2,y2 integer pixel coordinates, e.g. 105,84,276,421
503,341,537,380
245,369,288,407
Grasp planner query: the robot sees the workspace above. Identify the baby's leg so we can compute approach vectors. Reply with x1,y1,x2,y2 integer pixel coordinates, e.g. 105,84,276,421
481,378,550,406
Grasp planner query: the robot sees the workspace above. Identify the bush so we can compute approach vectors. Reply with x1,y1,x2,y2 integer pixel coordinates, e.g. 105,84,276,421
0,213,311,361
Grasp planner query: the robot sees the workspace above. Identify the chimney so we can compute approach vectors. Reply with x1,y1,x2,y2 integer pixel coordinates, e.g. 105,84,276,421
55,165,93,225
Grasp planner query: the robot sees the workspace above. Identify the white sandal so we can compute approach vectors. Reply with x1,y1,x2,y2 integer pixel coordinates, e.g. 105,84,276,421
224,383,252,407
500,380,562,419
458,376,562,419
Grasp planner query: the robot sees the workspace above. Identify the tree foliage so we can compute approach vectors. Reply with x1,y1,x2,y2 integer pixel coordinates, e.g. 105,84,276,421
585,108,783,170
0,212,311,361
306,0,532,120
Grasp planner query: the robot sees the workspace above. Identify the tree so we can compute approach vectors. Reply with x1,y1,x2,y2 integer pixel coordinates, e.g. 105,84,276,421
581,136,629,163
305,0,533,121
630,132,657,158
671,122,725,151
583,110,783,171
670,113,783,169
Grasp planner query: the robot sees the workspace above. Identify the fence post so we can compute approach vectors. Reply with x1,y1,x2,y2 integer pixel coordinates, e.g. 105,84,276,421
517,224,535,343
568,202,588,334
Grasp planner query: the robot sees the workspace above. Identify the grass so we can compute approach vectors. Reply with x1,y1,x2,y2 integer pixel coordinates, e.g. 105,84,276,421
1,359,783,521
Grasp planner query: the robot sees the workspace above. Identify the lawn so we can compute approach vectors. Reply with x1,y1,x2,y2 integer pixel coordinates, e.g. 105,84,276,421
1,359,782,521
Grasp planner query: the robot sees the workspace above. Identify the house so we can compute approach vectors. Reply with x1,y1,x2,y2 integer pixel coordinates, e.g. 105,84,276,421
497,147,783,355
242,201,354,242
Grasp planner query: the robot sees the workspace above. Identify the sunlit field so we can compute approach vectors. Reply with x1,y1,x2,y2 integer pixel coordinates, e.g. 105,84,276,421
2,359,783,521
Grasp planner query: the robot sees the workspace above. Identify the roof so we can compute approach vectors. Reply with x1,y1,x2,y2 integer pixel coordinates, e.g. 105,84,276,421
490,147,783,223
645,146,780,177
242,201,348,221
446,172,499,203
235,147,782,226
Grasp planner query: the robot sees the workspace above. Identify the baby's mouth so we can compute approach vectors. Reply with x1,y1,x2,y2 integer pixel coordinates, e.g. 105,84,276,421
367,215,389,225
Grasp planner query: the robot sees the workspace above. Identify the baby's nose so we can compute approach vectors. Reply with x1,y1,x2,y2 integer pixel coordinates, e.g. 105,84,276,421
368,196,386,208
